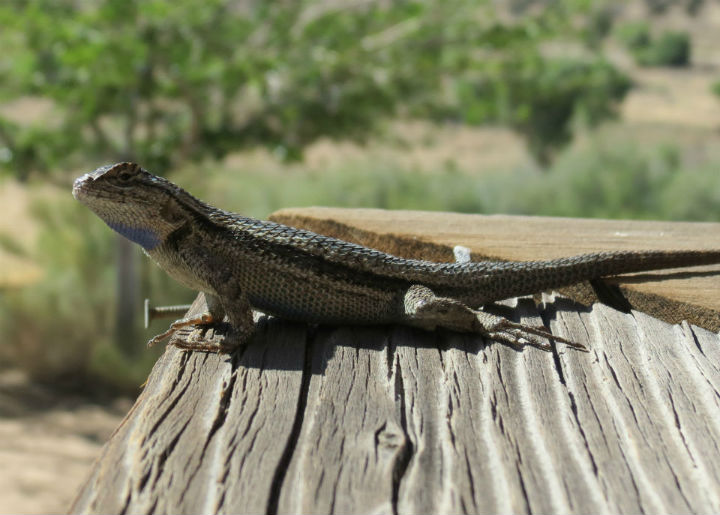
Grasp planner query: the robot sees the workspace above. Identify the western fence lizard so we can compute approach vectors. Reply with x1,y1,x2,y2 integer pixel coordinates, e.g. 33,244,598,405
73,162,720,352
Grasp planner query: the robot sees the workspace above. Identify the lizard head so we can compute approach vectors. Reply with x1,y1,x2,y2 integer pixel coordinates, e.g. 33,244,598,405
73,162,192,251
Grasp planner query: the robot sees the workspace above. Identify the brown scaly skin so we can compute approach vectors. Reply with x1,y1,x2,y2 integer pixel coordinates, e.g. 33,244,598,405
73,162,720,352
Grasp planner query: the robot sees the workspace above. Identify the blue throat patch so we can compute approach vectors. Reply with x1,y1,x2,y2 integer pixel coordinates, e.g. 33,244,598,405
107,221,161,250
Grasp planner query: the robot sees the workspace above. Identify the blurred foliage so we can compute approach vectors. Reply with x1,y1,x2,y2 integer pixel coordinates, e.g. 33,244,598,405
0,0,629,173
456,58,631,164
685,0,705,15
0,194,114,386
641,0,705,15
614,21,652,50
637,31,691,66
494,140,720,221
183,135,720,223
643,0,673,14
0,191,188,391
582,5,616,46
615,22,691,67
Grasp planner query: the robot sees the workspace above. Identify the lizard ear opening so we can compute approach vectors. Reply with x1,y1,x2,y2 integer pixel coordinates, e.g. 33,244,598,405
159,199,186,226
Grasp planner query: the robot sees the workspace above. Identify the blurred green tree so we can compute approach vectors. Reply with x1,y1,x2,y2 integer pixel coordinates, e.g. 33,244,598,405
0,0,629,175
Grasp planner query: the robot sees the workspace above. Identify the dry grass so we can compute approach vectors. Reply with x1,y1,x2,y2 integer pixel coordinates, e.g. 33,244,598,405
306,122,531,173
621,67,720,129
0,181,44,288
221,120,531,176
0,181,40,246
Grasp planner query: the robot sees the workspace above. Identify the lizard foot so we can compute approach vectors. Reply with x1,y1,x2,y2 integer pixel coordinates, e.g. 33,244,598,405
169,322,237,353
478,312,587,352
403,285,587,352
147,312,217,348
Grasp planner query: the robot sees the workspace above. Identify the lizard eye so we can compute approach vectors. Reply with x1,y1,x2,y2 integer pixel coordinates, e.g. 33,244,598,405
117,170,134,183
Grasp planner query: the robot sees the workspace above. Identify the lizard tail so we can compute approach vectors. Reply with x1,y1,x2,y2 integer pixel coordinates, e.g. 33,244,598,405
515,249,720,279
452,249,720,304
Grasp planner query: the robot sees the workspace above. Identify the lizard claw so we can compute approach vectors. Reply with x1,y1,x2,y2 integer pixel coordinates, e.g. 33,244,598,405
488,318,587,351
476,311,587,352
486,330,553,352
147,312,216,348
169,324,239,353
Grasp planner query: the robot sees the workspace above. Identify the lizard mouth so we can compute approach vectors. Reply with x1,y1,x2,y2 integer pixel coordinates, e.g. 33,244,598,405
72,166,110,201
72,174,155,207
72,176,91,201
72,172,113,202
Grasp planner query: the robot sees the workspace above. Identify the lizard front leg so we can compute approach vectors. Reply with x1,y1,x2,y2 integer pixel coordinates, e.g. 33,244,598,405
146,293,226,348
402,285,586,352
148,291,254,353
175,290,254,353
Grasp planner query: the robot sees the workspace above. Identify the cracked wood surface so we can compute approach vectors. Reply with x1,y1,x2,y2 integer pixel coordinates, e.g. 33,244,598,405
71,291,720,514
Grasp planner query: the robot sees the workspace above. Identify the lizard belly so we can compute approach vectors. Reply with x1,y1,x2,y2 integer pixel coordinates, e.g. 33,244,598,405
146,246,218,296
242,262,399,324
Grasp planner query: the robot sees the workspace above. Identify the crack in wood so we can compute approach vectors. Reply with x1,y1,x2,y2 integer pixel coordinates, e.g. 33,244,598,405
567,389,599,477
538,304,568,386
265,334,312,515
684,323,706,356
206,374,236,445
386,332,395,382
170,351,190,389
514,459,531,514
391,358,413,515
156,420,190,485
146,368,193,442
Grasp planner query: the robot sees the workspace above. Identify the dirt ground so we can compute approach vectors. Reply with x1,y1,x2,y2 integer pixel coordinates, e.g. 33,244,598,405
0,370,130,514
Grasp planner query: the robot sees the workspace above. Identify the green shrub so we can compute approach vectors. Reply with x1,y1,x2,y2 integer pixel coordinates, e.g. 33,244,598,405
480,137,719,222
686,0,704,15
616,22,691,68
0,194,115,386
583,6,615,46
614,21,651,51
636,31,691,67
644,0,672,14
0,191,187,393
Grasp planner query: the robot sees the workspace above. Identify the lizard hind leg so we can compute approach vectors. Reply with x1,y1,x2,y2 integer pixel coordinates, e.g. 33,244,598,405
402,285,586,352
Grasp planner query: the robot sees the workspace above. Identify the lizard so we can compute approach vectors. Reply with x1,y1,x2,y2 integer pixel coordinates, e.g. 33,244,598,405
72,162,720,353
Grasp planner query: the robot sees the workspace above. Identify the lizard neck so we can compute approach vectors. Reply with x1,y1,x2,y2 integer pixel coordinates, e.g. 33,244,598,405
107,220,162,251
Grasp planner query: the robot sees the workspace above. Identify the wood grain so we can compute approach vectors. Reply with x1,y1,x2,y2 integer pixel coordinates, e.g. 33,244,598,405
71,292,720,514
